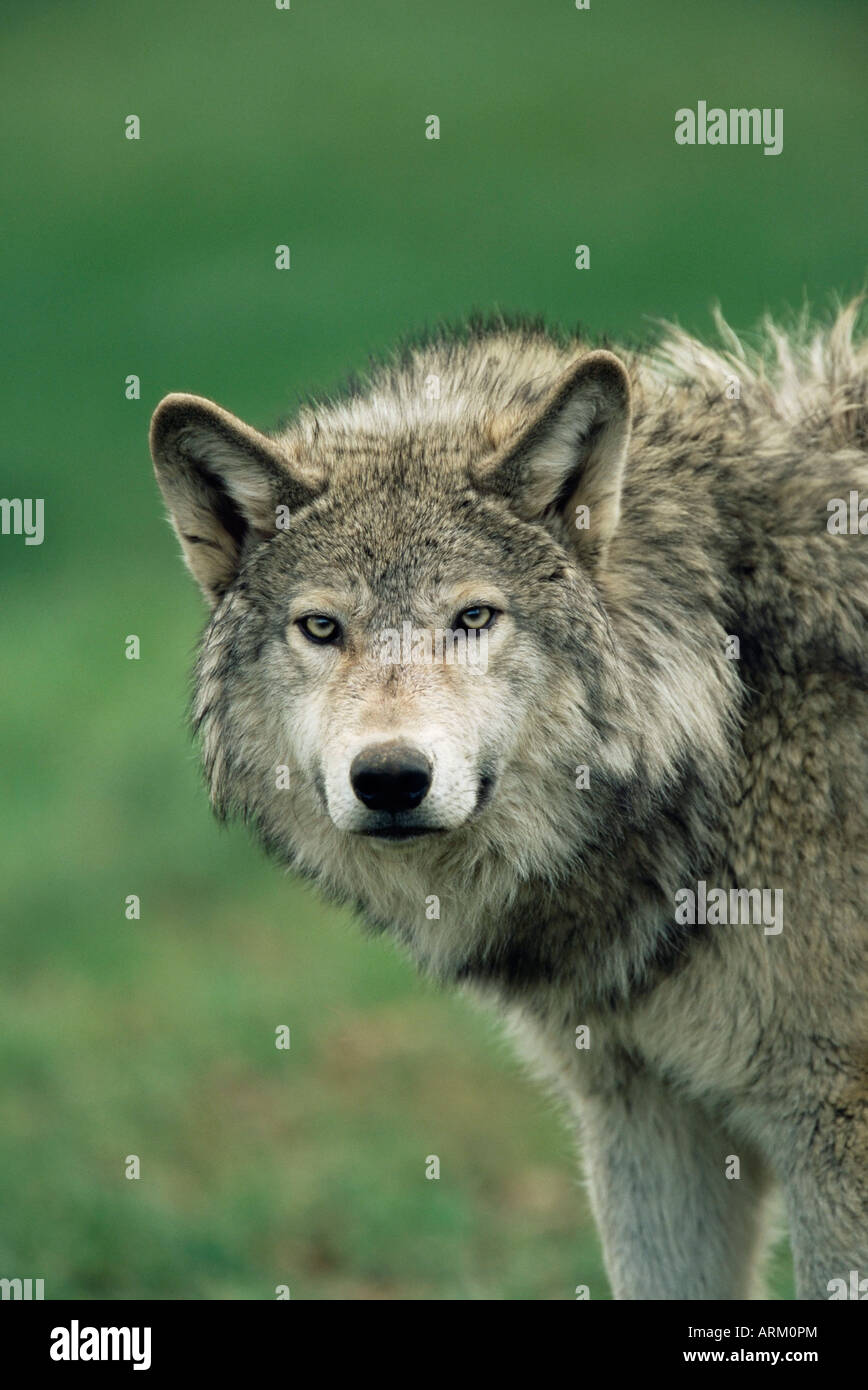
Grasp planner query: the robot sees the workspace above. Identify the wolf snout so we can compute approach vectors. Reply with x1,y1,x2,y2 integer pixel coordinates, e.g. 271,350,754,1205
350,743,432,813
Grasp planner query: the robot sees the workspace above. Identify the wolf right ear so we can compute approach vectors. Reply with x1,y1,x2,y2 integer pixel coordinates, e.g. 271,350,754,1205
149,393,320,606
472,350,632,569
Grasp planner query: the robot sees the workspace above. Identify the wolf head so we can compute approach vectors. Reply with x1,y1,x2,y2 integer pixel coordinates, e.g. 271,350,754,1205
150,333,733,970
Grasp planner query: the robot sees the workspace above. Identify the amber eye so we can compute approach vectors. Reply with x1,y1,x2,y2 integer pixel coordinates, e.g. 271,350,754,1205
456,605,496,631
298,615,341,644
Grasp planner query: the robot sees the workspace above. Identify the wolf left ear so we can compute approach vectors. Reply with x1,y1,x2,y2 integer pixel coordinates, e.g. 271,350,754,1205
150,393,320,606
472,350,632,568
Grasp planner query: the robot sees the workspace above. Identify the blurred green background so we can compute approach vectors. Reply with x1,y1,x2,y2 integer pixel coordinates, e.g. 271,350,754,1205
2,0,864,1299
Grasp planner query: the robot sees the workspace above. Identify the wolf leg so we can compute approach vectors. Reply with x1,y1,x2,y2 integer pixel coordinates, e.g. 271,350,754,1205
577,1071,773,1300
780,1107,868,1300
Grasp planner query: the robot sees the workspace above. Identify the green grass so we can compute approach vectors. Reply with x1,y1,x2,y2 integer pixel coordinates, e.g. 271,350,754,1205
3,0,862,1297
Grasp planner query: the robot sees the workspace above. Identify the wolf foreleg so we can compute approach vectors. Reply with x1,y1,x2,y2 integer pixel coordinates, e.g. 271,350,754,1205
577,1073,773,1300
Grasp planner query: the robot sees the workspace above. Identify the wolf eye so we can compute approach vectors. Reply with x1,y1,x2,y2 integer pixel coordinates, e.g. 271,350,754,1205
298,615,341,644
456,605,496,631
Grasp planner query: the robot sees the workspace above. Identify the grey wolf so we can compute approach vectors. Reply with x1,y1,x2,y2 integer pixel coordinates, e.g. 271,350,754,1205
150,303,868,1299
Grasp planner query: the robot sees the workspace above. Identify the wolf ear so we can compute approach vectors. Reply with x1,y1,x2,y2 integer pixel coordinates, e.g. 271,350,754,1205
472,350,632,568
150,393,319,606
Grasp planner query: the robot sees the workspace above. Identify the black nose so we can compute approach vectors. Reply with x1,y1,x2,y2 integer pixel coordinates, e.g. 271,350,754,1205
350,744,432,813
